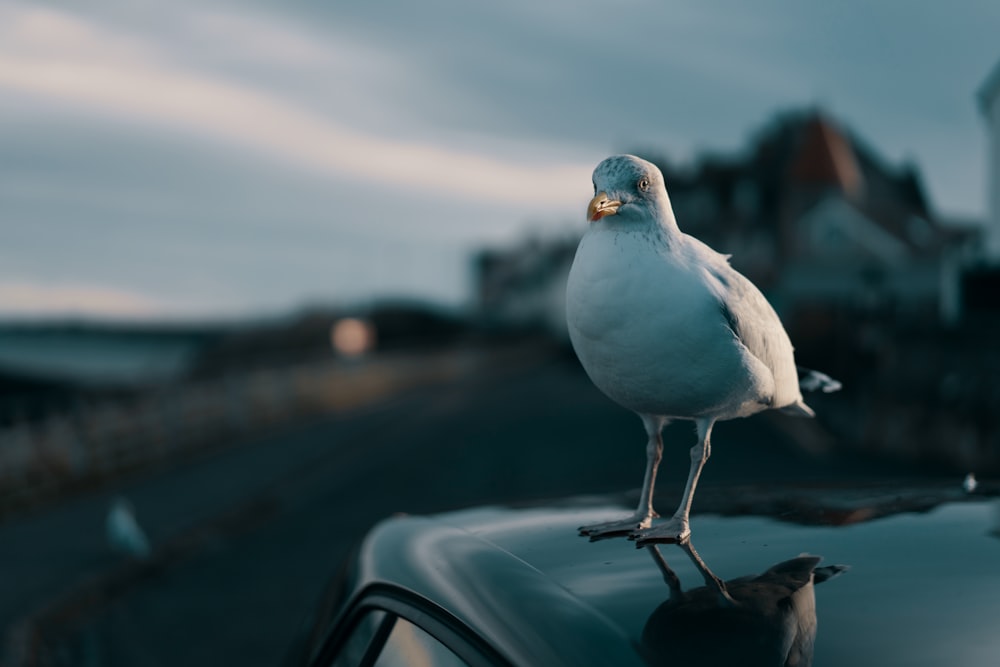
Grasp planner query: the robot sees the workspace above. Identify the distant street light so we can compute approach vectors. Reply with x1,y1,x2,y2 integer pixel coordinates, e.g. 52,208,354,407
331,318,376,357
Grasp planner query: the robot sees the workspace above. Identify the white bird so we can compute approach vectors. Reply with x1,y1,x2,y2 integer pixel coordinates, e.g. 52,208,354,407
566,155,840,544
106,496,152,559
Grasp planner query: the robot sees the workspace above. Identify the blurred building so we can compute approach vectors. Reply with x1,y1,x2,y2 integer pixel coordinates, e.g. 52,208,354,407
948,58,1000,323
473,234,578,341
660,110,981,329
474,109,982,337
980,57,1000,259
0,323,217,425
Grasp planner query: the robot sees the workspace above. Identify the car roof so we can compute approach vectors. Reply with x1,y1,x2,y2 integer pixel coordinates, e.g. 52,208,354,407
353,502,654,666
340,489,1000,666
429,503,674,639
349,498,823,666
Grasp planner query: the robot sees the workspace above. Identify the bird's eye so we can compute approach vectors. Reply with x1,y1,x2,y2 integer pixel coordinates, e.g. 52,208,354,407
638,177,650,192
592,181,597,195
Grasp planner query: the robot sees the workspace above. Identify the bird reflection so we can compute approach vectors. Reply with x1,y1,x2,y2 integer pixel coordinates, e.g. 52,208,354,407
641,541,847,667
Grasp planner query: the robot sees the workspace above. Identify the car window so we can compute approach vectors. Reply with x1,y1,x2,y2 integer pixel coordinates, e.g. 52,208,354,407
372,617,469,667
331,610,388,667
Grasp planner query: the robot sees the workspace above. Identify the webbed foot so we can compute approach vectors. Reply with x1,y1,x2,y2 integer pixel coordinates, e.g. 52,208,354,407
629,517,691,547
579,513,654,541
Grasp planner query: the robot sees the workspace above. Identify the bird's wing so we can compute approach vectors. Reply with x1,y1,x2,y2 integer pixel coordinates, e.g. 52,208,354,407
692,243,804,410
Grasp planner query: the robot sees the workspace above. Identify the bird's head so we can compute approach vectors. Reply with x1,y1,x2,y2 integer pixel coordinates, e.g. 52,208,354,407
587,155,672,227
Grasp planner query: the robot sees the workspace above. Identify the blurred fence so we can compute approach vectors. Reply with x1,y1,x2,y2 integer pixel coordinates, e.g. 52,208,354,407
0,350,482,518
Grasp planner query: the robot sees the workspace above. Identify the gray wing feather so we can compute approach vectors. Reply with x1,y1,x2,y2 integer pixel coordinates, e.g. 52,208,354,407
704,261,803,410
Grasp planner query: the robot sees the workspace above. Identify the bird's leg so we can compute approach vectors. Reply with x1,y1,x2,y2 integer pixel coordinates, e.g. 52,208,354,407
631,418,715,546
578,416,666,540
636,419,665,521
678,540,736,607
646,545,683,601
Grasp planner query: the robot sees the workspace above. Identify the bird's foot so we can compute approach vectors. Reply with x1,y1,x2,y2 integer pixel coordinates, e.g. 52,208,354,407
629,517,691,547
579,513,654,541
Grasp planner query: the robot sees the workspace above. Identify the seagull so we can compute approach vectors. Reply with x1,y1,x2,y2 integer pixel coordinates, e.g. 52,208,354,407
106,496,152,559
566,155,840,544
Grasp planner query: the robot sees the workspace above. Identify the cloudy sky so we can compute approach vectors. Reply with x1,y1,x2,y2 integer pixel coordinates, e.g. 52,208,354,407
2,0,997,320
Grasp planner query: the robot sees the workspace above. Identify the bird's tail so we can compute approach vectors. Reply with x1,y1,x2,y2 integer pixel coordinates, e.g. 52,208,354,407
779,367,841,418
780,400,815,418
813,564,850,584
797,367,842,394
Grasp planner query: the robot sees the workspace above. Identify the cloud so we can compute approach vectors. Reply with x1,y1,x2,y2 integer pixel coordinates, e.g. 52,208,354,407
0,281,165,320
0,4,592,209
1,0,992,319
181,10,344,67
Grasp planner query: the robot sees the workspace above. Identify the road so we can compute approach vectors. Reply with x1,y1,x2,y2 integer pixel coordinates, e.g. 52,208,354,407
1,346,926,666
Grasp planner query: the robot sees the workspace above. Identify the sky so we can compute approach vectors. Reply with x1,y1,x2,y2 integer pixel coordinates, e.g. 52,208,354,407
1,0,998,321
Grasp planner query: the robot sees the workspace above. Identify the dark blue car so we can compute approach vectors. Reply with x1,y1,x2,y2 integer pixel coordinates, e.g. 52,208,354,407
301,489,1000,666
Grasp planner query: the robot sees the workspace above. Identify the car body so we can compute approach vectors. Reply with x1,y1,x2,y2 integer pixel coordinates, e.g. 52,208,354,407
299,489,1000,666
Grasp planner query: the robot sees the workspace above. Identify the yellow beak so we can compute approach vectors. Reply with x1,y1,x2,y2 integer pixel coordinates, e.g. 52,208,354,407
587,192,622,221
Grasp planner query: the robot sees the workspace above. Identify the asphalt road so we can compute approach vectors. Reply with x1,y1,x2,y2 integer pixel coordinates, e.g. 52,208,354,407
1,347,927,666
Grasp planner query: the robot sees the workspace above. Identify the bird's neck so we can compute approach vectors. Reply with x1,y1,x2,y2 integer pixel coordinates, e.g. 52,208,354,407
654,196,683,238
656,207,682,240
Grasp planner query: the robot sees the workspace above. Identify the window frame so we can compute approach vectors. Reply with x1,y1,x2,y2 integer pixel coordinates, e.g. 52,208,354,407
311,584,512,667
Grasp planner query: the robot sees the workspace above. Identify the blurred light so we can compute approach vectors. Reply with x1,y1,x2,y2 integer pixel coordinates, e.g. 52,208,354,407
331,317,376,357
963,473,978,494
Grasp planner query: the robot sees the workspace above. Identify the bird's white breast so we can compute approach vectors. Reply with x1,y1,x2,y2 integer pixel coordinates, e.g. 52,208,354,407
566,227,766,419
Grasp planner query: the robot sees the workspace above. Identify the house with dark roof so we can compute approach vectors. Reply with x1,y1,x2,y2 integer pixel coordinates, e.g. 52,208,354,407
650,110,980,329
474,109,981,338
